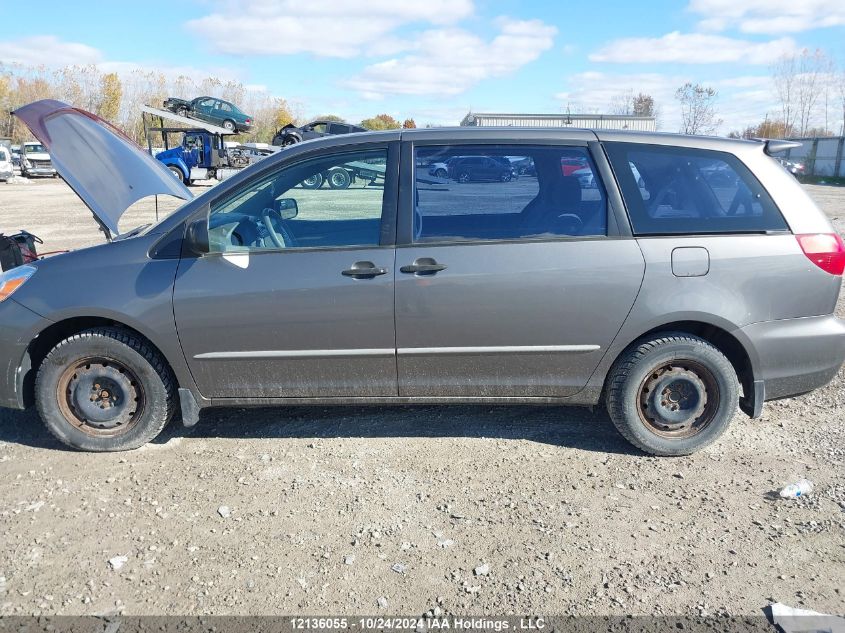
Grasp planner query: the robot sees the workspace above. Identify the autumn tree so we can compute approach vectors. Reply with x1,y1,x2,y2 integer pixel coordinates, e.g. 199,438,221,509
675,82,721,135
632,93,656,117
360,113,401,130
402,118,416,129
314,114,346,123
97,73,122,122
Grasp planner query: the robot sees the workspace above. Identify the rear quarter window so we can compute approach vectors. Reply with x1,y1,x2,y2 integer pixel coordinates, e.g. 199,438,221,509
605,142,788,235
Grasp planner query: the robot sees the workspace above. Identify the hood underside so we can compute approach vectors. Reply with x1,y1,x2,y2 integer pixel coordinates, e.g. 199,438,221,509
13,99,193,238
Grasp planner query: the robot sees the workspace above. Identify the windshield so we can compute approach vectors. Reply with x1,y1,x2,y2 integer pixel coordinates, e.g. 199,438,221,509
25,143,46,153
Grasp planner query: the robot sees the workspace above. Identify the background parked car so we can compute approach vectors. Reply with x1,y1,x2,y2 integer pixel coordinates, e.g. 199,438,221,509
271,120,367,146
20,141,57,178
0,147,13,181
162,96,253,133
448,155,513,183
776,157,806,177
10,145,20,168
561,156,588,176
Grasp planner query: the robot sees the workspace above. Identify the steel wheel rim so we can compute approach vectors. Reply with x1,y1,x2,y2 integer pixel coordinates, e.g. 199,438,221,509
330,171,348,187
56,357,145,438
636,360,719,439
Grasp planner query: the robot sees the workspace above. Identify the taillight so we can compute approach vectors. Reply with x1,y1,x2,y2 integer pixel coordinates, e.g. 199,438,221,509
796,233,845,276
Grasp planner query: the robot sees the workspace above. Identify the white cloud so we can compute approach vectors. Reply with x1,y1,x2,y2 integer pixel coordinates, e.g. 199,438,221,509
590,31,796,65
689,0,845,33
0,36,102,67
186,0,474,58
554,72,779,133
344,18,557,98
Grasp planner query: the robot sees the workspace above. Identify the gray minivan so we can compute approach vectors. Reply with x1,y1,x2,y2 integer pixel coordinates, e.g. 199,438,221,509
3,99,844,455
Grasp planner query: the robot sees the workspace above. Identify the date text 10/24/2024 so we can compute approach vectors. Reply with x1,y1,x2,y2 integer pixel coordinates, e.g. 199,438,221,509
289,617,548,631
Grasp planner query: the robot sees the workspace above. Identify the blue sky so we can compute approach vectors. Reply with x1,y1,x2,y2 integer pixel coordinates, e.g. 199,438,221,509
3,0,845,132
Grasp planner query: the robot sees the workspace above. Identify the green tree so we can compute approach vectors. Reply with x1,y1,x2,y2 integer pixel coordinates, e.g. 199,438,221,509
360,113,401,130
97,72,122,122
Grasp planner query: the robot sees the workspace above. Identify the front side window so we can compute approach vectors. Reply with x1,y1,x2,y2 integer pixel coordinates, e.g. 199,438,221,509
414,145,607,243
198,98,215,108
207,149,388,253
605,142,788,235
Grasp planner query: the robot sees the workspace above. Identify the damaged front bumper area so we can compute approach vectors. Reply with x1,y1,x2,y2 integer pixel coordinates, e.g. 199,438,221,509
0,299,52,410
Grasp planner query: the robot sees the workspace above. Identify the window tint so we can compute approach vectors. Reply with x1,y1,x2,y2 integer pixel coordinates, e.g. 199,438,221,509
414,145,607,243
605,142,787,235
219,101,233,112
330,123,351,134
208,149,388,252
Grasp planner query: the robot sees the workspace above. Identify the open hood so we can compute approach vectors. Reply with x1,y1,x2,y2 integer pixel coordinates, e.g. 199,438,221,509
13,99,193,238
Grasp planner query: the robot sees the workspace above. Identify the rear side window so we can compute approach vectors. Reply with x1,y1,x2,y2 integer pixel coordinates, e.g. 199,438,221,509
414,145,607,243
605,142,787,235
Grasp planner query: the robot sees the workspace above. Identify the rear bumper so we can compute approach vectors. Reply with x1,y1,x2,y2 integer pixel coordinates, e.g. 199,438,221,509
739,314,845,402
0,299,51,410
24,167,56,177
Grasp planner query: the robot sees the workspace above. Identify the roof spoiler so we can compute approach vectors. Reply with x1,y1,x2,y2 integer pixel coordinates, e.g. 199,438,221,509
752,138,803,155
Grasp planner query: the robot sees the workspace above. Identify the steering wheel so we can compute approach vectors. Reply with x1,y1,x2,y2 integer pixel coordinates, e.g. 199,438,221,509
260,208,297,248
556,213,583,234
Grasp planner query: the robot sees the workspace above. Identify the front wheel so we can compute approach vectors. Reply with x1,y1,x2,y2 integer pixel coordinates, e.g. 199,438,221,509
605,334,738,456
35,328,176,451
167,165,186,184
300,173,324,189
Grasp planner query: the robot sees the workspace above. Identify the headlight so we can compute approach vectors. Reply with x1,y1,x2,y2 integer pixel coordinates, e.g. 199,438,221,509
0,265,36,302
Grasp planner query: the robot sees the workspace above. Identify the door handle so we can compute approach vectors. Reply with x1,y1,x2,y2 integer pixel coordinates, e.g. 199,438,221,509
400,258,447,275
342,261,388,279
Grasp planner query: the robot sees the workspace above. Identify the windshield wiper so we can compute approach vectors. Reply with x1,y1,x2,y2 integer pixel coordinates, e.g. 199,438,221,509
114,223,151,241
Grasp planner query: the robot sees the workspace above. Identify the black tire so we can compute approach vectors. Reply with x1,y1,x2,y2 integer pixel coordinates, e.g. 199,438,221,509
434,168,447,178
300,173,324,189
167,165,186,184
458,171,471,183
283,136,299,146
177,106,188,117
223,119,236,132
327,167,352,189
35,327,176,452
605,333,738,456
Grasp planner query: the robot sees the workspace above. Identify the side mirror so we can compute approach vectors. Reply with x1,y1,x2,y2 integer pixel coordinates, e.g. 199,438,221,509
185,218,209,255
276,198,298,220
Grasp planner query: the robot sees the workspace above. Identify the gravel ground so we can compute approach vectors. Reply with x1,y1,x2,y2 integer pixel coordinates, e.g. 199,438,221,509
0,177,842,617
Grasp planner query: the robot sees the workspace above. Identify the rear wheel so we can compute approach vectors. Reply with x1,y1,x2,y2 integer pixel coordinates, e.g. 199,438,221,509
458,171,471,183
605,334,738,456
35,328,176,452
223,119,236,132
327,167,352,189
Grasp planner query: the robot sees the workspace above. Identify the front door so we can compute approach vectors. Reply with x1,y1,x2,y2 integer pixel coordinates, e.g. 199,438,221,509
395,141,645,398
173,144,399,399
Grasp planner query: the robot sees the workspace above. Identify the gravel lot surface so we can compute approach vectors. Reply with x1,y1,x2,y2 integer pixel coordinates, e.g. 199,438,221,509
0,177,842,617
